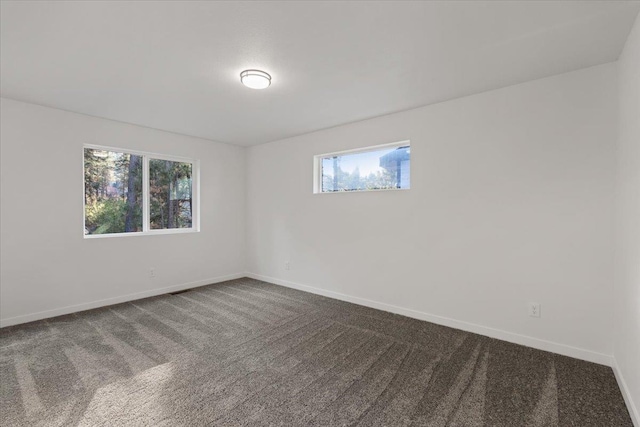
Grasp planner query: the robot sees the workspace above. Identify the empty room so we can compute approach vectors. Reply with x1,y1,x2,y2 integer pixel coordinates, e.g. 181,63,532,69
1,1,639,426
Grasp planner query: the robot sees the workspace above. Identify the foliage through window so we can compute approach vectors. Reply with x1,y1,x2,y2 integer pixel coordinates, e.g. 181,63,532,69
84,147,197,236
149,159,193,230
316,142,410,193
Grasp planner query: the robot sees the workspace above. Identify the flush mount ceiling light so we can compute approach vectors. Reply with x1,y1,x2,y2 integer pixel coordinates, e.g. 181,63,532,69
240,69,271,89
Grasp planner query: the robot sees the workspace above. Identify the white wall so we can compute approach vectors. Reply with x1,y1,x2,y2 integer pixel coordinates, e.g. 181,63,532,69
614,12,640,424
0,98,246,326
246,63,618,364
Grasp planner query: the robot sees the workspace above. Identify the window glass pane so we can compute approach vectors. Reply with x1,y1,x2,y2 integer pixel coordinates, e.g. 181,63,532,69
149,159,193,229
84,148,143,235
321,145,410,192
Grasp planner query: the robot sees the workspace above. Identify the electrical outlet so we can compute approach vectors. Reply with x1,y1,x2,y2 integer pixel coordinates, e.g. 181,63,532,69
528,302,541,318
285,262,290,271
149,268,156,279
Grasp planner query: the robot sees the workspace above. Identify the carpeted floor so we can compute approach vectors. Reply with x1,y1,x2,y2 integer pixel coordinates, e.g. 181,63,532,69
0,278,632,426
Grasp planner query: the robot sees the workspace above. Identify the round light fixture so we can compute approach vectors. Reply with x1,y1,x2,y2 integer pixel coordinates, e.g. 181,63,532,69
240,69,271,89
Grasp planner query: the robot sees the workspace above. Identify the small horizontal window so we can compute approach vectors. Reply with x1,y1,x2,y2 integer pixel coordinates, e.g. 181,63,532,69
314,141,410,193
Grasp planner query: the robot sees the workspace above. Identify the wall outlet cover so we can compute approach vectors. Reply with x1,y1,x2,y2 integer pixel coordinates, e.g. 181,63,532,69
529,302,541,318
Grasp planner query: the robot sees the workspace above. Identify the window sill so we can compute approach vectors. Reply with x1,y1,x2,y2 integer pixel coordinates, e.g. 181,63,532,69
84,229,200,239
313,187,411,194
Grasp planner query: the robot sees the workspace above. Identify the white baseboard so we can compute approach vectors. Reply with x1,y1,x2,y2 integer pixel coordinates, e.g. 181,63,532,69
0,273,245,328
613,359,640,427
246,272,614,367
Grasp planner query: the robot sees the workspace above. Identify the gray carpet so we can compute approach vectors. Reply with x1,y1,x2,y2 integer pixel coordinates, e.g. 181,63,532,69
0,278,632,426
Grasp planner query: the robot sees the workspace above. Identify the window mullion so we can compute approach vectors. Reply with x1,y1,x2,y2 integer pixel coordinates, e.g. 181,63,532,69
143,155,150,232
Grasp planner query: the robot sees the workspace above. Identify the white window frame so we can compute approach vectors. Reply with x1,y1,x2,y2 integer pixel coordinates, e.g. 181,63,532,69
313,140,411,194
83,144,200,239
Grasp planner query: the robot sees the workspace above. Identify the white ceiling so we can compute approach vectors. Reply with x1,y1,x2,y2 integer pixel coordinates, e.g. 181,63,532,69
2,1,639,146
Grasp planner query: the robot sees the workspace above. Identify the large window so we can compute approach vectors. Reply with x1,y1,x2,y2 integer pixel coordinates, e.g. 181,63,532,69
84,146,198,237
314,141,410,193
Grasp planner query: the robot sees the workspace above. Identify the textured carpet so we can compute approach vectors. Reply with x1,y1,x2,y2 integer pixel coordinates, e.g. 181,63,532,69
0,278,632,426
